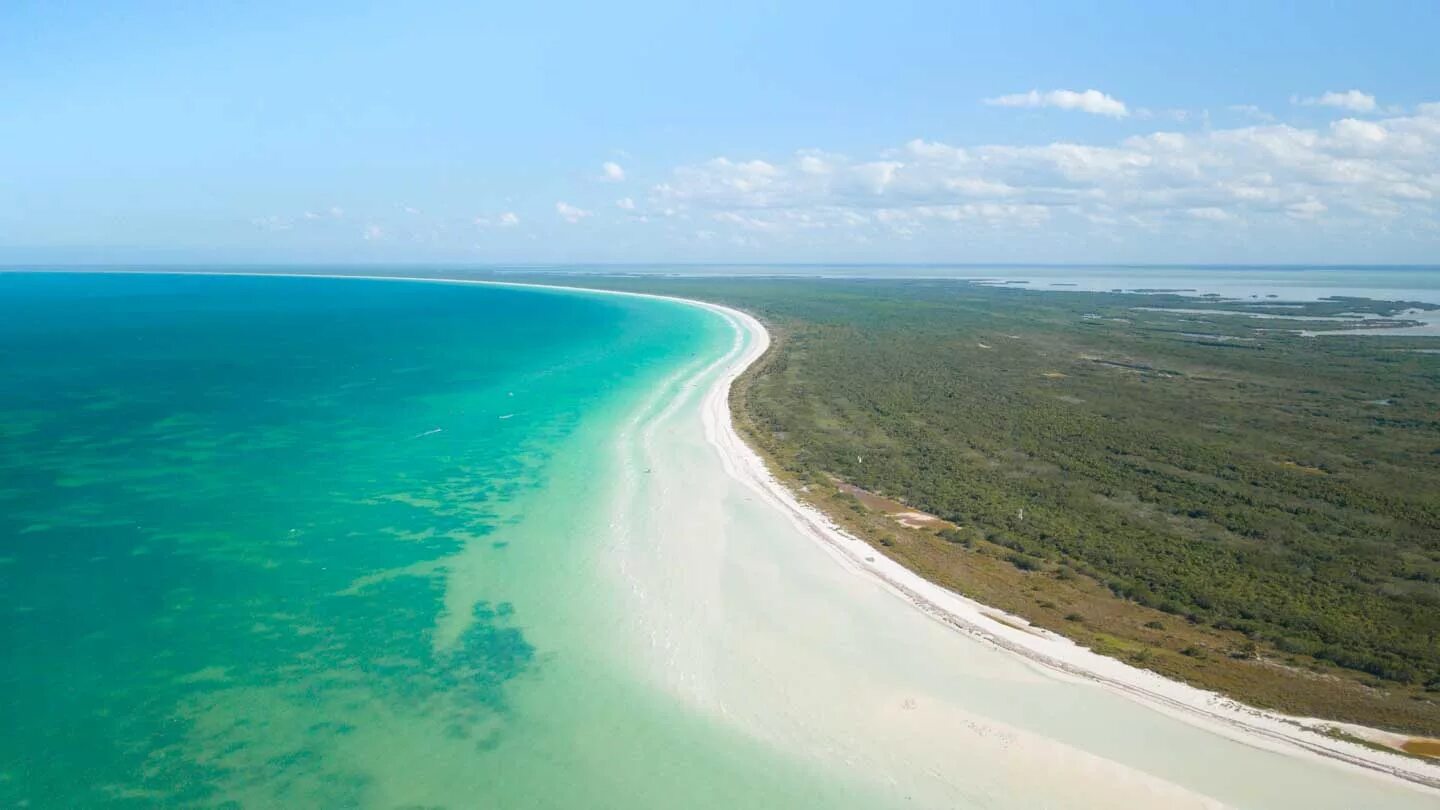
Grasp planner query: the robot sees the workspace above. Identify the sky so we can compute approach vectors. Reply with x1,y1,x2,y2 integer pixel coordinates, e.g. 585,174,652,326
2,0,1439,266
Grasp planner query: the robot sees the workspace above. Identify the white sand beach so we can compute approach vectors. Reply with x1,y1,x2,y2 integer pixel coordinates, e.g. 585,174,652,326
197,272,1440,807
603,293,1440,808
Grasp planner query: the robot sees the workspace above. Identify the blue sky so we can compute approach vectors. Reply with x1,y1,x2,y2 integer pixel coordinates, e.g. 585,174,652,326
3,1,1439,265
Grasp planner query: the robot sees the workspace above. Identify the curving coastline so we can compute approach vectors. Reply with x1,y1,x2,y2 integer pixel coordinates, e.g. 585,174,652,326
47,268,1440,797
688,298,1440,795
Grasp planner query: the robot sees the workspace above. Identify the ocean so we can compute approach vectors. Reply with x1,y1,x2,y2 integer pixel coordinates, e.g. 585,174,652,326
0,272,873,808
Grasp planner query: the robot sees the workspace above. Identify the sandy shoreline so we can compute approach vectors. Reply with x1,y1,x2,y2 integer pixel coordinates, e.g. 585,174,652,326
687,299,1440,795
19,267,1438,795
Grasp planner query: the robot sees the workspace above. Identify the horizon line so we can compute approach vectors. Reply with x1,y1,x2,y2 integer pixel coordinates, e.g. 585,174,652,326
4,261,1440,271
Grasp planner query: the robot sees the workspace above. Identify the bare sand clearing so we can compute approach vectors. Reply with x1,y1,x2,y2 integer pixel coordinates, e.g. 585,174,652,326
833,478,951,530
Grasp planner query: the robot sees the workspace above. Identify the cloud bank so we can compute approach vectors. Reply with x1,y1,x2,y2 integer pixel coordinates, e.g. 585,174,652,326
1297,90,1378,113
648,102,1440,248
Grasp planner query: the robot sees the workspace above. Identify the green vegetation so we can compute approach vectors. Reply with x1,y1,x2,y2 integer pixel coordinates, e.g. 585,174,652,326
509,273,1440,735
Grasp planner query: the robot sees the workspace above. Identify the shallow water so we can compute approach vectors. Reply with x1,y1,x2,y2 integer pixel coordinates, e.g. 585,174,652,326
0,273,876,808
1,272,1434,808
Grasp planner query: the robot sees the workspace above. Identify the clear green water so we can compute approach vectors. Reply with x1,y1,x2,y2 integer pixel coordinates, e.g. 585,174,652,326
0,273,869,808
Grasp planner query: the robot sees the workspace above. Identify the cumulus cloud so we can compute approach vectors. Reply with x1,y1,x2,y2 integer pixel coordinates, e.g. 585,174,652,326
616,197,636,210
649,103,1440,241
984,88,1129,118
1297,90,1377,113
555,201,593,223
362,224,384,241
601,161,625,181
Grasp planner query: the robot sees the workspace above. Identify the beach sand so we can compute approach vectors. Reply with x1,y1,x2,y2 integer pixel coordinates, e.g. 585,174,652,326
602,294,1440,808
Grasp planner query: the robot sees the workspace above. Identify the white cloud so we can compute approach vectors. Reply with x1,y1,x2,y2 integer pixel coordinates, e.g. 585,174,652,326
1327,118,1391,153
616,197,636,210
984,88,1129,118
1297,90,1377,113
362,224,384,241
601,161,625,182
474,211,521,228
555,201,593,223
650,103,1440,242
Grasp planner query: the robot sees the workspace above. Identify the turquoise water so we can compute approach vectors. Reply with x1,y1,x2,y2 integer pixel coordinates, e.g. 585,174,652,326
0,273,871,808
